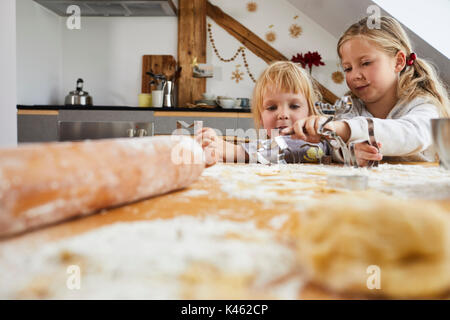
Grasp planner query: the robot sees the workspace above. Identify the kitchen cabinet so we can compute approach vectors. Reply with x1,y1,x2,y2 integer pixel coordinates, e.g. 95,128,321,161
152,111,241,135
17,111,59,143
237,115,254,134
57,110,155,122
17,107,254,143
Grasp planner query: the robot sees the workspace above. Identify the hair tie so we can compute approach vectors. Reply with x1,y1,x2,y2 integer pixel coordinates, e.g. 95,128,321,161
406,52,417,66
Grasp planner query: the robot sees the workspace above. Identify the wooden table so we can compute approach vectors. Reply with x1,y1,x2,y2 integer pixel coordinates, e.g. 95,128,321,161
1,162,449,299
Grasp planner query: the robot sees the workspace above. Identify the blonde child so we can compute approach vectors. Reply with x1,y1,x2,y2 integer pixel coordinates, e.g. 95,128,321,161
283,16,450,166
196,61,329,166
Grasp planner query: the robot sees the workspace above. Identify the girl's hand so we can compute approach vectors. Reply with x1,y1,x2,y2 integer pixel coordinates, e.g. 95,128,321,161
281,118,351,143
281,116,328,143
354,142,383,167
195,127,222,167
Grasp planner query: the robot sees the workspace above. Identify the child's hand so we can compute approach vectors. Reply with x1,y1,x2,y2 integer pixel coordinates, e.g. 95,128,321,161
281,117,351,143
195,127,222,167
281,116,328,143
353,142,383,167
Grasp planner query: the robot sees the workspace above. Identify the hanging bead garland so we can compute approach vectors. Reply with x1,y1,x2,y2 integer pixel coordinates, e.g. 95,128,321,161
207,23,256,83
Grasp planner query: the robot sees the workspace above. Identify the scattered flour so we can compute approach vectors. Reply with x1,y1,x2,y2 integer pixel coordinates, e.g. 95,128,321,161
0,216,302,299
181,189,209,197
203,163,450,203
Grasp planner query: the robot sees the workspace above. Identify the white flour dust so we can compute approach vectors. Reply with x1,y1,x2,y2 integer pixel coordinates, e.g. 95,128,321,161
0,216,302,299
202,163,450,203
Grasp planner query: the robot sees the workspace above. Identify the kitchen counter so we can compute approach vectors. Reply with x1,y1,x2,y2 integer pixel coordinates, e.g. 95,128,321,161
1,162,449,299
17,106,254,142
17,105,252,113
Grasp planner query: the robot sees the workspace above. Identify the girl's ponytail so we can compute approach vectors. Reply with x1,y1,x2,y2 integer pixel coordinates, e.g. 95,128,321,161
398,56,450,117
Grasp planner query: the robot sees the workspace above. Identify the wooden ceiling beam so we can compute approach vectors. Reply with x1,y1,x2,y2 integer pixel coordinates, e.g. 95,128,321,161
206,1,337,104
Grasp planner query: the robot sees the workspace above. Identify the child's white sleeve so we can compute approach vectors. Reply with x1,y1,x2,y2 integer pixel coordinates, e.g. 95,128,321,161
342,103,439,157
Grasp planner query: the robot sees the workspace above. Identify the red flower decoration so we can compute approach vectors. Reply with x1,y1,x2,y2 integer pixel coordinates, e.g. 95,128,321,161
291,53,307,68
291,51,325,72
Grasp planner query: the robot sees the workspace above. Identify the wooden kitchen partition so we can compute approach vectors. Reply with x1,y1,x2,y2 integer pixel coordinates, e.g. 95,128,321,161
177,0,207,108
205,2,337,104
176,0,337,107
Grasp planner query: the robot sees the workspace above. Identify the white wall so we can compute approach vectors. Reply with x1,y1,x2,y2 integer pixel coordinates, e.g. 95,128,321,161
16,0,346,107
16,0,178,106
374,0,450,59
0,0,17,147
206,0,348,99
61,17,178,106
16,0,63,105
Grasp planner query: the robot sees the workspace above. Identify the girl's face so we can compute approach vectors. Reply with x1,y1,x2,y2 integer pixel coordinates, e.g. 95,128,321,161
260,88,309,137
340,37,402,105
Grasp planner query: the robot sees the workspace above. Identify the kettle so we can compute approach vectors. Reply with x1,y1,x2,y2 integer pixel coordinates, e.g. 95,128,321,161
65,78,93,106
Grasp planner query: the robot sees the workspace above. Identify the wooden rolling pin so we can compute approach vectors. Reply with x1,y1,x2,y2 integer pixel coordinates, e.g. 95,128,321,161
0,136,205,237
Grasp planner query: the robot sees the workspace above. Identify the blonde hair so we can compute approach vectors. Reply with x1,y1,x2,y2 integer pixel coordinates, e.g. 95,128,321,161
251,61,321,129
337,16,449,117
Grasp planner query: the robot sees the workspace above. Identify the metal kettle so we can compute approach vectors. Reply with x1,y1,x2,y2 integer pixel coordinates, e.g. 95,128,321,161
65,78,93,106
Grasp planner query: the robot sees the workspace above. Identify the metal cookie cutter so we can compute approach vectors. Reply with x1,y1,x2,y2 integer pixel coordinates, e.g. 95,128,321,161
255,135,289,165
348,118,380,168
315,96,380,168
176,120,203,135
314,96,354,166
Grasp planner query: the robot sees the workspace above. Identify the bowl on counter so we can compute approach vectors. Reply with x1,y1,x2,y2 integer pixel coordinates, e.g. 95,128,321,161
431,118,450,169
216,98,236,109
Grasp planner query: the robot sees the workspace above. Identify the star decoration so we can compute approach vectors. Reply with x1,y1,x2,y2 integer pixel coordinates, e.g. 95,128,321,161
289,24,302,38
332,71,344,84
247,2,257,12
265,31,276,42
231,69,244,83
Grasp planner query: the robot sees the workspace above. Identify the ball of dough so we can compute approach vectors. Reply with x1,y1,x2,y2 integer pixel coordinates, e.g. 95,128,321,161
296,191,450,298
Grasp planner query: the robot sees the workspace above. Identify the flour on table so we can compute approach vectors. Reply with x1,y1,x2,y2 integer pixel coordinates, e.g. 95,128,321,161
180,189,209,197
203,163,450,204
0,216,302,299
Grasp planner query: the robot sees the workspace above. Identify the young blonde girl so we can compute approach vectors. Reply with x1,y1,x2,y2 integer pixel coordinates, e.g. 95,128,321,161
284,16,449,165
196,61,328,166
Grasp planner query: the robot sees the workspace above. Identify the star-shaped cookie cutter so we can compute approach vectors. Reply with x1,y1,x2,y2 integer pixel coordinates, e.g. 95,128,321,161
314,96,354,166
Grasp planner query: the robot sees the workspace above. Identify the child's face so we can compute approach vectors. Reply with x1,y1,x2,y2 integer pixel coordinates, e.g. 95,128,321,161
260,88,309,137
340,37,401,105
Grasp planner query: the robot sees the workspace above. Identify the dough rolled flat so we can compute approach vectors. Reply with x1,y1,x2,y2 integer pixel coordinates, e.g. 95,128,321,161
0,136,205,236
296,192,450,298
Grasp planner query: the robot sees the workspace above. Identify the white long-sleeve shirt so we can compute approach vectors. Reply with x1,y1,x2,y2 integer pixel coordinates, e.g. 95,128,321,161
333,97,440,162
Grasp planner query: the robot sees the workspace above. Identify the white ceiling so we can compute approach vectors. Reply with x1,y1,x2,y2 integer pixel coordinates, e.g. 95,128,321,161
287,0,450,86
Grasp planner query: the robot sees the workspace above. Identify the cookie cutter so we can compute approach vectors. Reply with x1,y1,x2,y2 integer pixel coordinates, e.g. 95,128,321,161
315,96,354,166
255,135,288,165
176,120,203,135
315,96,379,168
348,118,379,168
